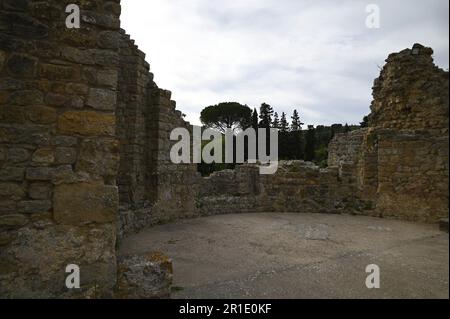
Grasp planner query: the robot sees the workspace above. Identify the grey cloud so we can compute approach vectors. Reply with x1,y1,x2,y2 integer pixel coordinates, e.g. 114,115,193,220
121,0,449,126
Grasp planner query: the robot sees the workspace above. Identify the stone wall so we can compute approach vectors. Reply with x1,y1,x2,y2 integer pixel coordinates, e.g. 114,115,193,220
0,1,447,299
327,44,449,222
194,161,371,217
0,0,121,297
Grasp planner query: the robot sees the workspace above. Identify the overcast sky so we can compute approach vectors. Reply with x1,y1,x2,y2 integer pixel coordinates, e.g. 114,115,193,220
121,0,449,127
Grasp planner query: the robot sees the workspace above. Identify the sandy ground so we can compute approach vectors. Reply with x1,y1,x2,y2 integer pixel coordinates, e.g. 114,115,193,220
119,213,449,299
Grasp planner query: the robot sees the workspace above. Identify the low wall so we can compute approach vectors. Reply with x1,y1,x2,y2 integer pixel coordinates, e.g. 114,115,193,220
194,161,373,217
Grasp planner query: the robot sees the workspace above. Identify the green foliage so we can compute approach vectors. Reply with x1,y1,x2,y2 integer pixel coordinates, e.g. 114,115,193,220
272,112,280,129
279,112,289,132
314,145,328,167
200,102,252,133
290,109,304,131
198,101,361,174
360,115,369,128
304,125,316,161
251,108,259,130
258,103,274,128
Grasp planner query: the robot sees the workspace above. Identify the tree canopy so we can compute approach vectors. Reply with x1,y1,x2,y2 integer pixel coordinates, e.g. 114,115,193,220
200,102,252,133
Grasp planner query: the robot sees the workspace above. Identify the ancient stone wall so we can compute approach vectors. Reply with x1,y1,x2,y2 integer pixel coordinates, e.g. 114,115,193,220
328,44,449,222
194,161,371,216
0,1,447,299
0,0,121,297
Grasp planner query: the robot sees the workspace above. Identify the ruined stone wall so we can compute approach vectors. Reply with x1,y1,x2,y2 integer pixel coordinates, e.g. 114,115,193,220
115,31,155,238
328,129,366,167
146,88,199,224
194,161,370,216
369,44,449,133
328,44,449,222
0,0,121,297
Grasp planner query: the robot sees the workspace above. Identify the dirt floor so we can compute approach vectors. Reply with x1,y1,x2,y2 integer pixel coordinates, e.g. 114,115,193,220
118,213,449,299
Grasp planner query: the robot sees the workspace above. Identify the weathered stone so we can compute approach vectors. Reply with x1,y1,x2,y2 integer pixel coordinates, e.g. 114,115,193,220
94,50,119,66
0,200,16,214
26,167,53,181
65,83,89,95
54,147,77,164
50,165,79,185
39,63,79,81
7,90,43,105
0,224,116,298
86,88,116,110
3,0,29,12
0,214,28,228
61,46,95,65
116,252,173,299
97,69,118,88
0,105,26,123
0,231,16,246
17,200,52,214
0,50,7,71
57,111,115,136
31,148,54,165
97,31,120,49
0,183,25,200
28,182,52,200
28,106,57,124
81,11,120,29
51,136,78,147
0,167,24,181
53,182,118,224
46,93,69,107
77,138,119,177
6,54,37,78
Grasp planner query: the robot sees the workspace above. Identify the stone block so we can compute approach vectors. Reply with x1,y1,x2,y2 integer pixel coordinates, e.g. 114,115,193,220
26,167,53,181
17,200,52,214
53,182,118,224
76,138,119,178
31,148,54,165
0,214,28,228
54,147,77,164
86,88,116,110
39,63,80,81
116,252,173,299
97,69,118,88
61,46,95,65
0,167,24,181
57,111,115,136
28,182,52,200
7,90,43,105
6,53,37,78
28,106,57,124
0,183,25,200
97,31,120,49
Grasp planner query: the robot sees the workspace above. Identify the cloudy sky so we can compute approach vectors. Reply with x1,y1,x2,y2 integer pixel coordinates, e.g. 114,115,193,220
121,0,449,127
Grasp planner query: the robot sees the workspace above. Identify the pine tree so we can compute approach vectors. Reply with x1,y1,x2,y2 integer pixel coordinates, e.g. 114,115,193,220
290,109,304,131
344,123,350,133
258,103,274,128
272,112,280,129
251,108,259,130
279,112,289,132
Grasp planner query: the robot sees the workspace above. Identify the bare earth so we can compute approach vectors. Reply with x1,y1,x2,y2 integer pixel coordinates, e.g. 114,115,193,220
118,213,449,299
